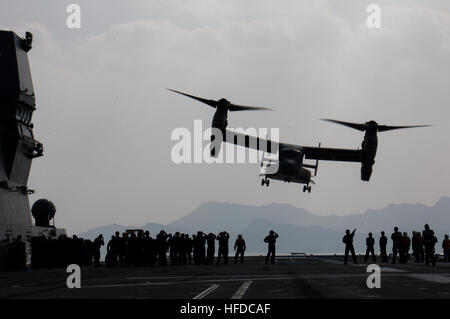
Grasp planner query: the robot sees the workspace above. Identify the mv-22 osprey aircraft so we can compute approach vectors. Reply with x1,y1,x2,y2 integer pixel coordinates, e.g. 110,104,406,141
169,89,430,193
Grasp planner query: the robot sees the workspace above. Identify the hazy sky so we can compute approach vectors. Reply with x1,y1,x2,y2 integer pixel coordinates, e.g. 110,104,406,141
1,0,449,234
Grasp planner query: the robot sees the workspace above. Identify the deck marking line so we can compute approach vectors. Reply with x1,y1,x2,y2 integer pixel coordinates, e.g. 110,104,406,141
408,274,450,284
231,280,253,299
193,284,220,299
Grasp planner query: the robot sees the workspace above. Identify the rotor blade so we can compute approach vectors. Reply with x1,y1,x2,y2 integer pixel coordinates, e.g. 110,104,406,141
228,103,273,111
377,124,432,132
321,119,366,131
167,89,217,108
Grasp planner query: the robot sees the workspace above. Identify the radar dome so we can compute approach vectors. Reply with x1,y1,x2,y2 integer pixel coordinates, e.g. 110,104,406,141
31,199,56,227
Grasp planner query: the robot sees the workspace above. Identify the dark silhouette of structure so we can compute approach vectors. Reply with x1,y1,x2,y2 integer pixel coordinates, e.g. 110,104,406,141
234,234,246,264
0,30,65,239
343,229,357,264
264,230,278,264
0,30,67,271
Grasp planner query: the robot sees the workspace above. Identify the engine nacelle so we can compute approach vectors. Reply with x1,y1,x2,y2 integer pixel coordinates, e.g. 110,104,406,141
361,164,373,181
323,118,429,182
210,107,228,157
360,132,378,181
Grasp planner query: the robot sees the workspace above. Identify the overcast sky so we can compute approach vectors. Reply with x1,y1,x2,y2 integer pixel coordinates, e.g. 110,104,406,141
1,0,449,234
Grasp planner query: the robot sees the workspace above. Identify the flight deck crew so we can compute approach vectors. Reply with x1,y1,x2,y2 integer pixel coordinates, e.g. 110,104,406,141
206,233,216,265
156,230,168,266
264,230,279,264
422,224,437,266
93,234,104,267
411,231,418,262
180,233,188,265
216,231,230,264
391,227,403,264
128,232,138,266
122,232,130,266
143,231,153,267
343,229,357,264
401,232,411,263
234,234,246,264
167,233,175,266
412,231,424,263
379,231,388,263
193,231,207,265
106,235,115,267
364,232,376,263
185,234,193,265
442,235,450,262
172,232,182,266
116,232,126,267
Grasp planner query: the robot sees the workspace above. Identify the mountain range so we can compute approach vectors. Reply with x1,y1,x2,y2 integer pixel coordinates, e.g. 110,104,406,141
79,196,450,254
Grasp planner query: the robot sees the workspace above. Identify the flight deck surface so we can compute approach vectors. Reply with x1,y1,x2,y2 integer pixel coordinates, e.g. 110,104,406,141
1,256,450,299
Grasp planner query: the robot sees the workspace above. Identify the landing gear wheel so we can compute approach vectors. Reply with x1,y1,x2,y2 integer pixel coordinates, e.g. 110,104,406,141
266,180,270,187
308,186,312,193
303,185,307,192
261,179,265,187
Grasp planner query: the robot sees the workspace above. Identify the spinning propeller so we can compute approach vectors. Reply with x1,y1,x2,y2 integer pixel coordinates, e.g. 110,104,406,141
321,119,431,132
168,89,273,111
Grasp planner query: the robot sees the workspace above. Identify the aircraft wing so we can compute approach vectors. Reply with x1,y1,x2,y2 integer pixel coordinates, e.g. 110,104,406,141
223,129,362,162
224,129,279,154
301,146,362,162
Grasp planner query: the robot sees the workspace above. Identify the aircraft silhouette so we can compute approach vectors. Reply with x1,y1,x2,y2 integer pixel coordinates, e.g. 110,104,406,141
169,89,430,192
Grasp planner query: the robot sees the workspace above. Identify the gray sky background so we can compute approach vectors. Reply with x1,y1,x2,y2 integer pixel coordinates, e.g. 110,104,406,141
1,0,449,234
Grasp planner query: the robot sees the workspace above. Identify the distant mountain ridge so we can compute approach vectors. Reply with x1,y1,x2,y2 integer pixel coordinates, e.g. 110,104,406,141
168,197,450,234
79,196,450,254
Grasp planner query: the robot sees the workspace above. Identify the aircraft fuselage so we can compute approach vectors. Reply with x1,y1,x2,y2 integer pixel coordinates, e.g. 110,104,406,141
262,148,312,185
